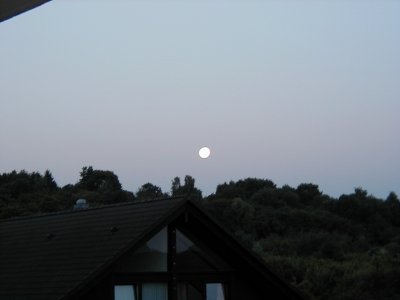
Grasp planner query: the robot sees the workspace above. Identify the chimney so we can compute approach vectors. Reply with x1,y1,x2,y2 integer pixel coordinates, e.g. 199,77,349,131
74,198,89,209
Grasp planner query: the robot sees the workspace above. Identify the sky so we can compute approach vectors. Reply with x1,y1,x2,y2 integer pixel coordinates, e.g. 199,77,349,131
1,0,399,198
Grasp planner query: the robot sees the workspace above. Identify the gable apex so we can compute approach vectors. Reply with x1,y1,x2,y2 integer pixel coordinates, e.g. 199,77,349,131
0,198,305,300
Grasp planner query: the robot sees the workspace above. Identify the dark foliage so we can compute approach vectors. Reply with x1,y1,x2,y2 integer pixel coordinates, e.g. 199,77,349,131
0,167,134,218
203,179,400,300
1,170,399,300
171,175,202,200
136,182,168,201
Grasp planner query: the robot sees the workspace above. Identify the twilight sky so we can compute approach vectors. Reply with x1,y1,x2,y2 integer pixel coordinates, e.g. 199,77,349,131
1,0,399,198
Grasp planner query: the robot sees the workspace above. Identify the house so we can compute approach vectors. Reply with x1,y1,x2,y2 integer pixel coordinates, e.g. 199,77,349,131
0,198,305,300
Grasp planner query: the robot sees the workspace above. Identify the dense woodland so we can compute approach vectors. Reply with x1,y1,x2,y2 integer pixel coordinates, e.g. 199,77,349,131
1,167,399,300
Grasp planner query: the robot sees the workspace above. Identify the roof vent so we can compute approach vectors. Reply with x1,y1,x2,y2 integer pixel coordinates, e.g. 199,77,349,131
74,198,89,209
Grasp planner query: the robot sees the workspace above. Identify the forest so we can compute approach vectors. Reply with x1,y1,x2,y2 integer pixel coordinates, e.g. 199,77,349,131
1,167,399,300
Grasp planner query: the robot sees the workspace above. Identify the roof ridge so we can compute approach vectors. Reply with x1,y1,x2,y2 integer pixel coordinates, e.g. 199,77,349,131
0,196,186,223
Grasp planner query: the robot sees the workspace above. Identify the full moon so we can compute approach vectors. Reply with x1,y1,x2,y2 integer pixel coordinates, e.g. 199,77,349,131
198,147,211,159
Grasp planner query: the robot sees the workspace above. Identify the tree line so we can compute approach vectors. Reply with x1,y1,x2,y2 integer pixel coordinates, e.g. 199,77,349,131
0,167,203,218
0,167,399,300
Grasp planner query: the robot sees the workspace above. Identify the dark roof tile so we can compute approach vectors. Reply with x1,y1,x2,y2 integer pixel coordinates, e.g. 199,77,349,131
0,198,185,300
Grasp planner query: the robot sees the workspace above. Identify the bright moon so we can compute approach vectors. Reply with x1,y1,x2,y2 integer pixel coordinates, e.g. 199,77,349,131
199,147,211,159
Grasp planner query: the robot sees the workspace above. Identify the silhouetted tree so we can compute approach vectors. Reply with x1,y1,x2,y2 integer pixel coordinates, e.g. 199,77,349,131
385,192,400,227
215,178,276,200
296,183,322,206
77,166,122,192
171,177,181,196
43,170,58,191
137,183,166,200
171,175,202,200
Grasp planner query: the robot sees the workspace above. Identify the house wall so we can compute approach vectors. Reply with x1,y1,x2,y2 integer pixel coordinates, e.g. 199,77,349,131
81,274,285,300
80,276,267,300
77,251,293,300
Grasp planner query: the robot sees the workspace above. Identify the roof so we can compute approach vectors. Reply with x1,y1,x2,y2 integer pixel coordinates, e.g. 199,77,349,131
0,0,52,22
0,198,186,300
0,198,305,300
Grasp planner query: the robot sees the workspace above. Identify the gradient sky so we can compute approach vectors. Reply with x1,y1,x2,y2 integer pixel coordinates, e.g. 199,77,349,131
1,0,399,198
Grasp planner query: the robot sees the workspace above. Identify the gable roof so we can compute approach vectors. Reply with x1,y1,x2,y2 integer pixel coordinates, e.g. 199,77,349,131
0,0,52,22
0,198,186,300
0,198,305,300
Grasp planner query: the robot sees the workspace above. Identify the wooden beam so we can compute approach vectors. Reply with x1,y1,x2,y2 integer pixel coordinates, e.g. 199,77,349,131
0,0,52,22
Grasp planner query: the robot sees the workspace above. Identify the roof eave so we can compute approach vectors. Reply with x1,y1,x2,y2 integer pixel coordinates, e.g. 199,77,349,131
0,0,52,22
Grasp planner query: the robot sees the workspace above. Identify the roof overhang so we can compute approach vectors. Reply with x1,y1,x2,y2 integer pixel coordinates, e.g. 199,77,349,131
0,0,52,22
